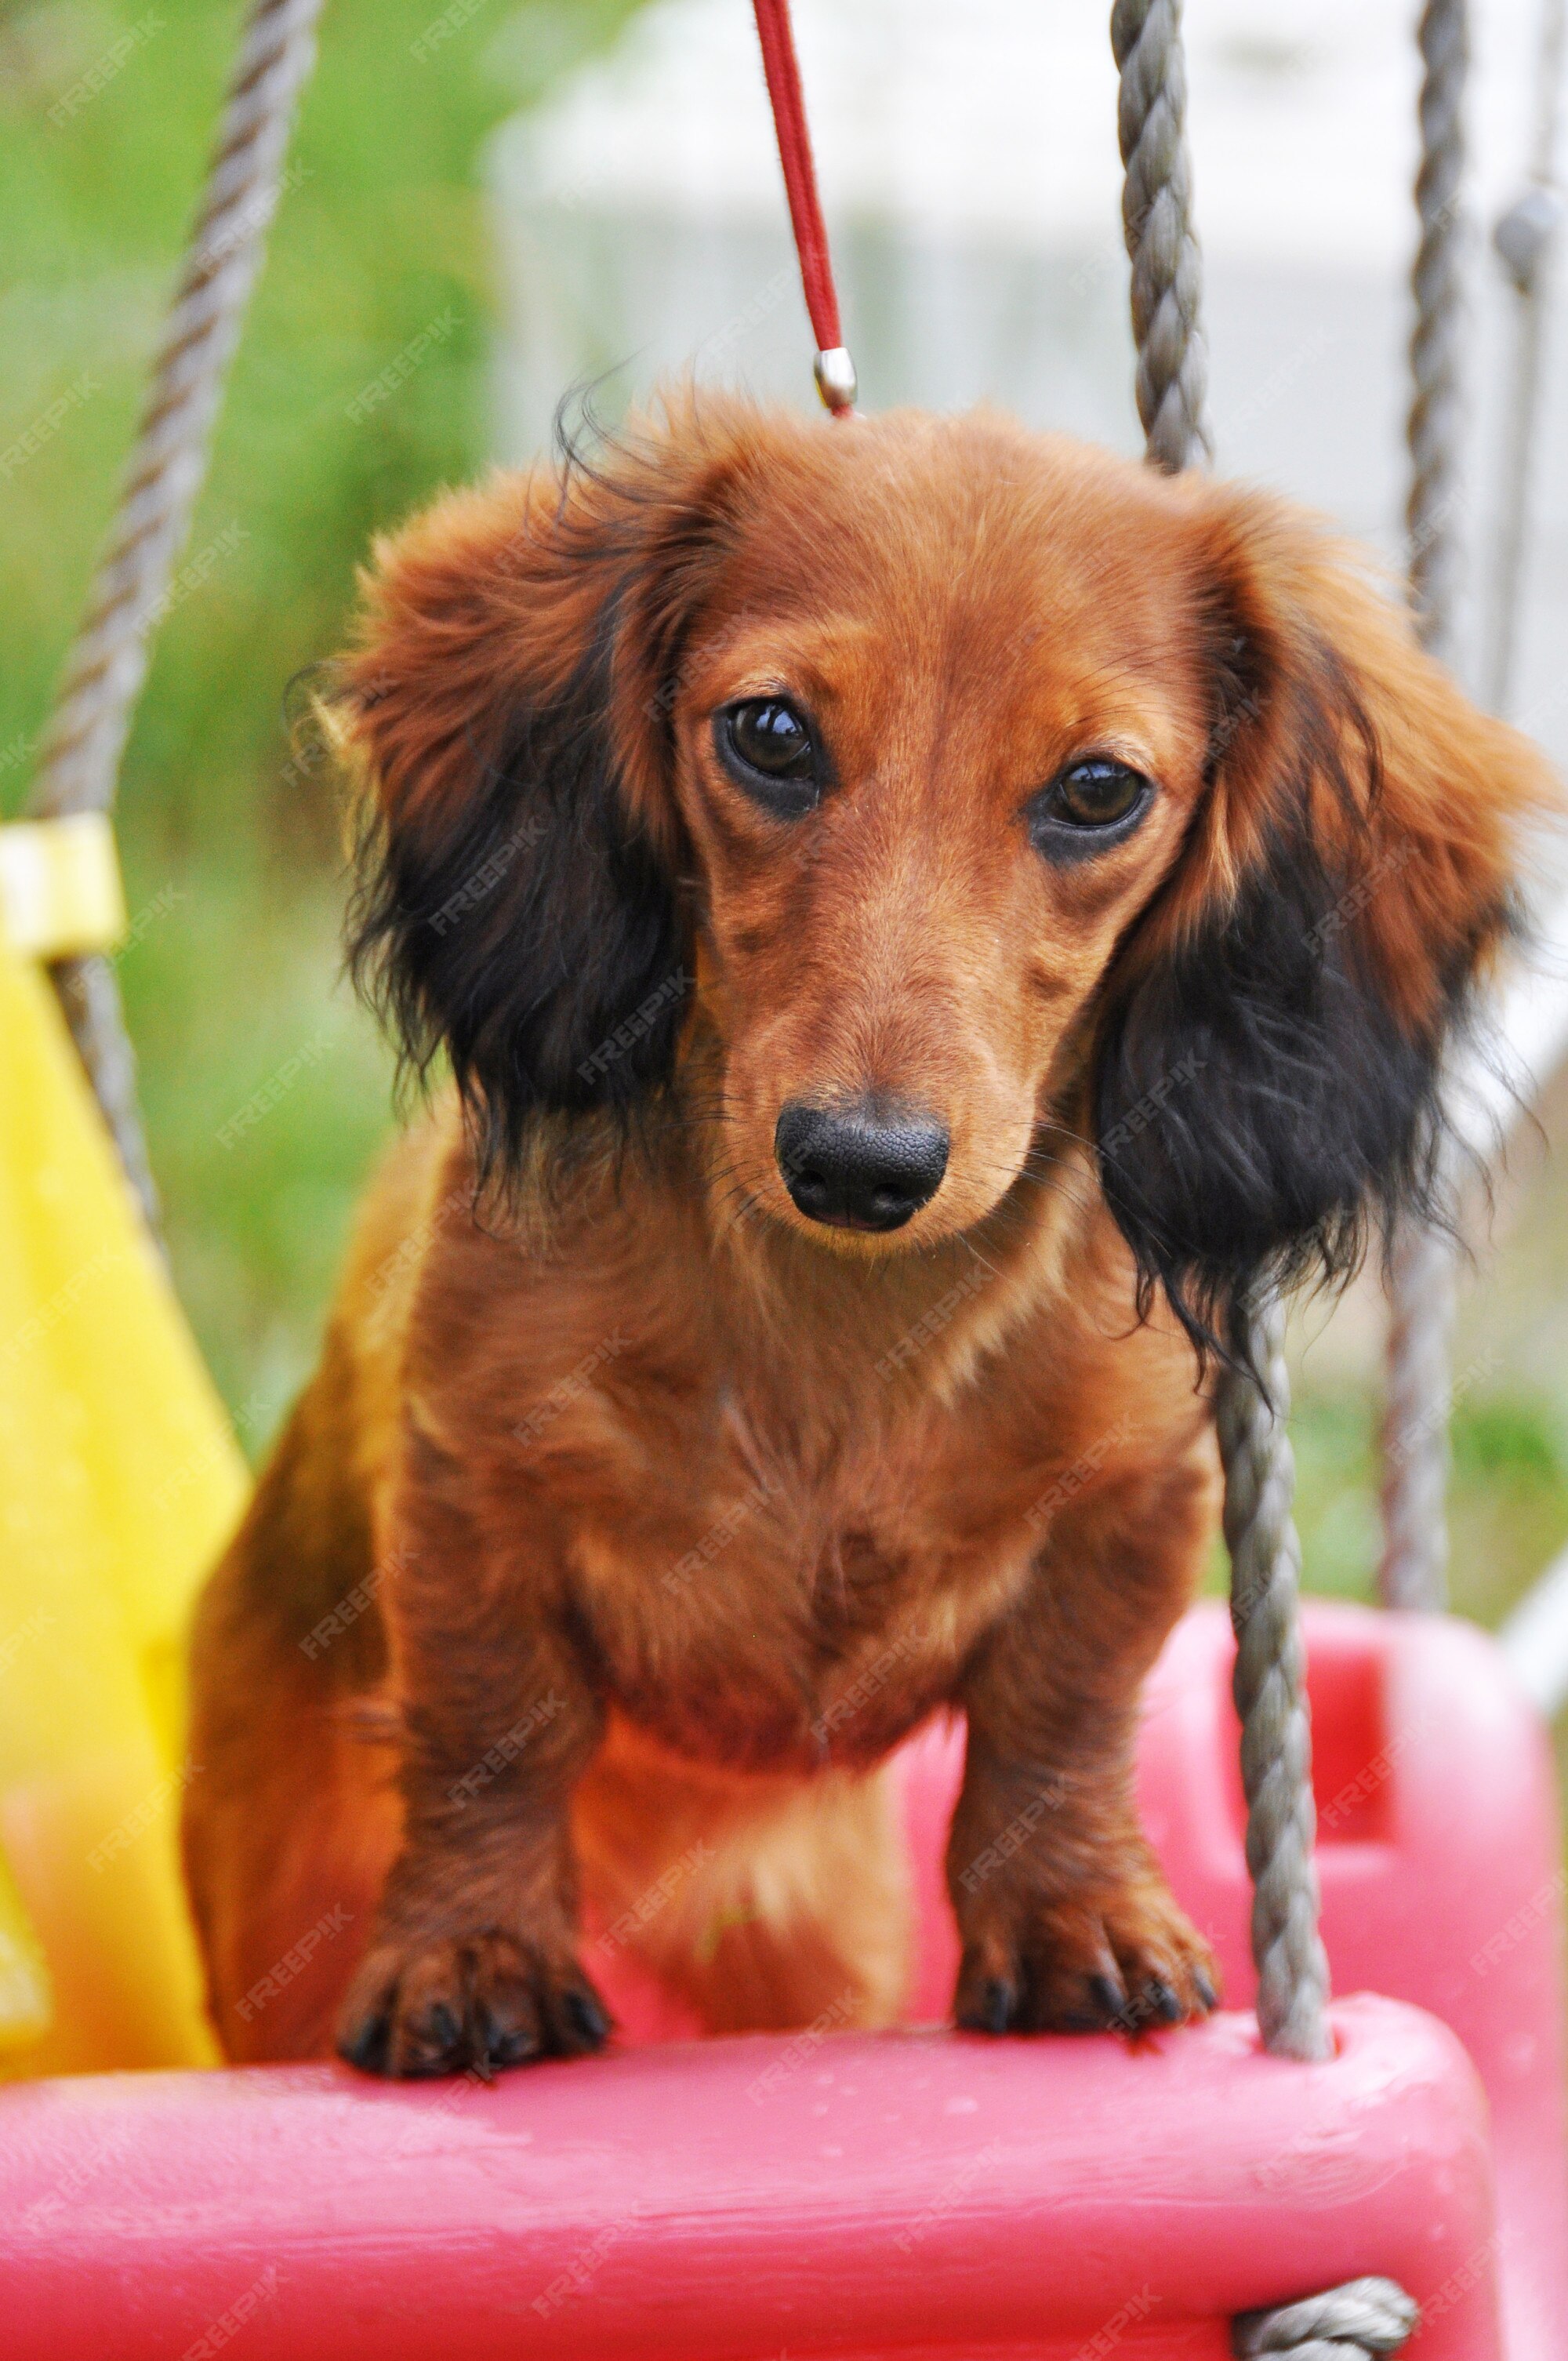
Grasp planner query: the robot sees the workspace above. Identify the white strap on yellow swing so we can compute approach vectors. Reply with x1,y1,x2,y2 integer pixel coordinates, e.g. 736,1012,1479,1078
0,814,127,961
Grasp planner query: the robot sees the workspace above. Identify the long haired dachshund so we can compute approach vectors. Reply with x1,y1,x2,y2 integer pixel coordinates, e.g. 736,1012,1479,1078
183,396,1549,2076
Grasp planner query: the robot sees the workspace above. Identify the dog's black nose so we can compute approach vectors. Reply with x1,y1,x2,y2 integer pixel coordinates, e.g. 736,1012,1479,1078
775,1100,949,1232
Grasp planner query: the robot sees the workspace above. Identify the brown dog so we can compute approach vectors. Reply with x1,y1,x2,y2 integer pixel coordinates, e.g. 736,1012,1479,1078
183,397,1548,2076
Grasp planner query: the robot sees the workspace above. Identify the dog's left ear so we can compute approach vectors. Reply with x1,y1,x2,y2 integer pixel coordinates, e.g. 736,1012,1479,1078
1094,483,1557,1355
338,400,752,1182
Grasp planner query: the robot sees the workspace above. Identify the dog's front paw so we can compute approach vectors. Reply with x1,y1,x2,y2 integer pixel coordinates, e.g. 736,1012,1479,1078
955,1876,1218,2037
336,1927,612,2078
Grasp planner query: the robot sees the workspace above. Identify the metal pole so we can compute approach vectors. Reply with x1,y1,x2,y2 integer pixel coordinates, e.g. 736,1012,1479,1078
1482,0,1566,717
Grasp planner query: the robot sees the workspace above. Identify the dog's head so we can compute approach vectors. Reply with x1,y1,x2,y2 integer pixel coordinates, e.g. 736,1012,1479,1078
342,397,1550,1349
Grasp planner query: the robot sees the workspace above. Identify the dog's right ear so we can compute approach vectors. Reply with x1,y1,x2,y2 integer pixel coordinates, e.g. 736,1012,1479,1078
1093,481,1555,1360
339,405,749,1179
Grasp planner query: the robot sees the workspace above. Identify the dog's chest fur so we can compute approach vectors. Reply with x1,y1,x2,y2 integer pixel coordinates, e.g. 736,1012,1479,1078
570,1408,1033,1771
394,1135,1203,1778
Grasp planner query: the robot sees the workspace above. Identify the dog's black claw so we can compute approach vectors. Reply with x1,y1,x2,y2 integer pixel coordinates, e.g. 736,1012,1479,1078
959,1977,1014,2036
466,2002,506,2076
1194,1968,1219,2014
1144,1978,1183,2025
476,2002,538,2069
394,1999,465,2077
1088,1972,1128,2026
422,2001,463,2055
562,1985,611,2049
339,2011,390,2075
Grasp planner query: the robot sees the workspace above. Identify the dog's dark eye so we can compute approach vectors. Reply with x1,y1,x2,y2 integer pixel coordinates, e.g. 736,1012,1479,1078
1028,758,1152,859
1053,760,1146,825
717,698,820,817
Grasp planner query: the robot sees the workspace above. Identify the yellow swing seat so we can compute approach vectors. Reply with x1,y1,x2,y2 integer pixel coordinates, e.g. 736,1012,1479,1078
0,814,247,2076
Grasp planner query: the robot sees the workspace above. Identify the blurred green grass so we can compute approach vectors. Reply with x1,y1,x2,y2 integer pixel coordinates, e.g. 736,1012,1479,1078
4,1,1567,1645
1,0,641,1437
1259,1384,1568,1621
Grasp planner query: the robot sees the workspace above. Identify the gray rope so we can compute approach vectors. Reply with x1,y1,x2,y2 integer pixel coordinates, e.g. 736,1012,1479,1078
1111,0,1328,2065
1406,0,1468,667
1107,9,1414,2332
1381,0,1470,1609
1110,0,1214,472
1217,1299,1333,2063
25,0,326,1221
1233,2276,1419,2358
1221,1328,1410,2335
1378,1214,1455,1609
49,954,163,1226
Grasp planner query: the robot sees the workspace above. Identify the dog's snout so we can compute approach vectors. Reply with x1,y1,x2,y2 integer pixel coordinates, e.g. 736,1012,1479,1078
775,1100,949,1233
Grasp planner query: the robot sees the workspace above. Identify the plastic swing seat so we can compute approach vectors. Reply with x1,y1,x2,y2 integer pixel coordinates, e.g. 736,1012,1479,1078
0,1597,1562,2360
0,853,245,2083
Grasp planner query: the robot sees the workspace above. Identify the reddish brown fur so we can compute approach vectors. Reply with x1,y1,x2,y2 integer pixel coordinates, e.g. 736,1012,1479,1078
183,400,1551,2074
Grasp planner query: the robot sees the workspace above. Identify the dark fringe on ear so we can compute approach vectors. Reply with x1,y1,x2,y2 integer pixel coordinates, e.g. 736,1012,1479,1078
1095,801,1505,1374
343,618,689,1200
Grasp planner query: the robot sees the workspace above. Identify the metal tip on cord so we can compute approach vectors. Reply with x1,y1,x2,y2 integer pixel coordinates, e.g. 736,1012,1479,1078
813,345,858,414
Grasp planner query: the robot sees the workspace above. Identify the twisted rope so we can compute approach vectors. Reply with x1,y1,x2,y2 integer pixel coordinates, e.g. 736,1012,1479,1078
1381,0,1469,1608
1233,2276,1419,2358
1378,1215,1454,1609
1110,0,1213,472
1109,14,1414,2341
1406,0,1468,666
26,0,327,1221
1111,0,1328,2067
1217,1299,1333,2062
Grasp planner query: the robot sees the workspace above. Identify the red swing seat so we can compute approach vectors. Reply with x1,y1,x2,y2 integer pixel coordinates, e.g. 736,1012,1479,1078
0,1597,1561,2359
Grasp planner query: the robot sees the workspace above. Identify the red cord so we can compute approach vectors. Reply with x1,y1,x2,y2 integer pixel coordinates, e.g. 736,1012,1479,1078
750,0,854,412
